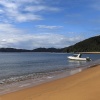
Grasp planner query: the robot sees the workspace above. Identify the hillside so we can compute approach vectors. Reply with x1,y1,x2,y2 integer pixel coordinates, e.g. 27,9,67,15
63,35,100,52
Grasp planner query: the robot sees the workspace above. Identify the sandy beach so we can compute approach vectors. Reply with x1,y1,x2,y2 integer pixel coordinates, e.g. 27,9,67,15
0,64,100,100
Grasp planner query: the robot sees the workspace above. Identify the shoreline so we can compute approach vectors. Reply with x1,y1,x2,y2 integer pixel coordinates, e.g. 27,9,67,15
0,64,100,100
0,60,100,100
0,67,83,95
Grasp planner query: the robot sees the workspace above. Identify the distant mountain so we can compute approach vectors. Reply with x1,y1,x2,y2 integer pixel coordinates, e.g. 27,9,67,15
0,47,63,52
0,48,31,52
32,47,63,52
63,35,100,52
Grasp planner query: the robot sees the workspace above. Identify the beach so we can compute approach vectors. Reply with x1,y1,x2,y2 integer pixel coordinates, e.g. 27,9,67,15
0,64,100,100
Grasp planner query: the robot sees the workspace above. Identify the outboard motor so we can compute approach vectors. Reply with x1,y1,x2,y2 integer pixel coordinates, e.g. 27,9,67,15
86,57,92,61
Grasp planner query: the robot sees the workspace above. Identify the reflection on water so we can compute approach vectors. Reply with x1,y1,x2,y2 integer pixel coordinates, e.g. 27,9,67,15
68,60,87,63
67,60,87,68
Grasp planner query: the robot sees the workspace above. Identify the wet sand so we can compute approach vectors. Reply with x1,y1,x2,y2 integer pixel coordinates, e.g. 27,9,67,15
0,64,100,100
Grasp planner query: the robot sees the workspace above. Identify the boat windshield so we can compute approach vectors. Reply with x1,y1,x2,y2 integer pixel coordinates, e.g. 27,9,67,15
73,54,82,57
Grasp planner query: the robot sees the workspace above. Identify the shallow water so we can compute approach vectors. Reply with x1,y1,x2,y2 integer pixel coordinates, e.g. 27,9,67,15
0,52,100,80
0,52,100,94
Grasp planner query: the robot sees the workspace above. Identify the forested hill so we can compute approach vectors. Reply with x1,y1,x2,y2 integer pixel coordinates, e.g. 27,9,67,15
63,35,100,52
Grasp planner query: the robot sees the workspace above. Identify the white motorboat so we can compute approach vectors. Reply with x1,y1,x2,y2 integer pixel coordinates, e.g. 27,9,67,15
67,53,91,61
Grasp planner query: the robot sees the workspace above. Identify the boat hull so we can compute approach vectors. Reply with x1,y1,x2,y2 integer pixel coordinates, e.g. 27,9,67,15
68,56,87,61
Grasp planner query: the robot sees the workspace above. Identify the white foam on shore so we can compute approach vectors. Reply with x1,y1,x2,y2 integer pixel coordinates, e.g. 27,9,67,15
70,68,82,75
19,83,31,88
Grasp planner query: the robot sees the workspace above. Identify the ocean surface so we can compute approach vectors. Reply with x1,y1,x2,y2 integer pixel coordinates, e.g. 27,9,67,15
0,52,100,93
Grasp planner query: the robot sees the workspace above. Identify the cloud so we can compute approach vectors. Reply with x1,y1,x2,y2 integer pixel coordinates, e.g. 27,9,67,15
13,14,42,22
16,0,42,4
0,0,60,22
0,23,83,49
0,0,43,22
25,5,60,12
36,25,63,29
0,23,22,33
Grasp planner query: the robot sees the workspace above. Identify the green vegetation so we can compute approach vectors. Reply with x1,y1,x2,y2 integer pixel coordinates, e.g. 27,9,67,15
63,35,100,52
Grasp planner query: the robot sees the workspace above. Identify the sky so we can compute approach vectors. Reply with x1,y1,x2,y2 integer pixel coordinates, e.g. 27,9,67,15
0,0,100,49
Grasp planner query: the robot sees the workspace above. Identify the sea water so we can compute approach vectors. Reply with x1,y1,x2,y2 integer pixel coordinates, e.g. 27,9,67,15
0,52,100,94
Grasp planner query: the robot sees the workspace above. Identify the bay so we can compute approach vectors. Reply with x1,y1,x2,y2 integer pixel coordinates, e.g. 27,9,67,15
0,52,100,82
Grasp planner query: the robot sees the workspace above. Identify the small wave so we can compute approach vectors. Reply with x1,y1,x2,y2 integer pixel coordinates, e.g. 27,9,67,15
1,59,100,86
0,69,67,85
0,73,45,85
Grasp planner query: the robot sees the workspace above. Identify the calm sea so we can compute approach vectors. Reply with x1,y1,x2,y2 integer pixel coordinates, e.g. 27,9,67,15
0,52,100,84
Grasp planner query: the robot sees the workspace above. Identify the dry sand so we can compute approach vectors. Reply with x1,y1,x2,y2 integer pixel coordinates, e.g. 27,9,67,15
0,65,100,100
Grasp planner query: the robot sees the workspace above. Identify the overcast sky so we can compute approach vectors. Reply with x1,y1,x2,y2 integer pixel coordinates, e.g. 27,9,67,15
0,0,100,49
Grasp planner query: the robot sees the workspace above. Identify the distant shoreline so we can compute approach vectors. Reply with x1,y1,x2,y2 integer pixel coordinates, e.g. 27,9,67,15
79,52,100,54
0,47,100,53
